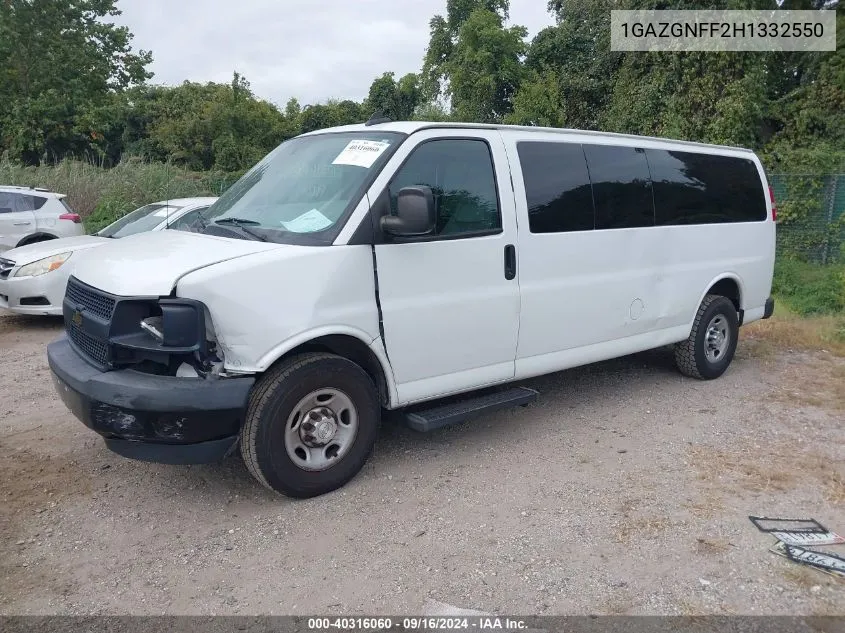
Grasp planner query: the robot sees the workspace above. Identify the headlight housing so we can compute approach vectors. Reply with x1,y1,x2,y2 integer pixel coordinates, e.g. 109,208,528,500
16,252,72,277
109,299,210,370
140,302,204,348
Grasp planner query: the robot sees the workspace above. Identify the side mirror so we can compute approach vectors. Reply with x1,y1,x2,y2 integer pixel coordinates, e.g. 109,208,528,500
380,186,435,237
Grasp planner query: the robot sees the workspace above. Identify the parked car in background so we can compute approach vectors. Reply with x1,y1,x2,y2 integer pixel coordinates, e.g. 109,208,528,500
0,186,85,253
0,197,216,315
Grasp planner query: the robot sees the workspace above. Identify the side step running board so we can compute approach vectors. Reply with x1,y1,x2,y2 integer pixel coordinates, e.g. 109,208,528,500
403,386,539,433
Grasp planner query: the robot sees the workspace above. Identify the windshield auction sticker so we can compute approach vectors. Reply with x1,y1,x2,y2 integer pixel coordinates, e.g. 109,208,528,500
611,10,836,52
281,209,333,233
333,140,391,168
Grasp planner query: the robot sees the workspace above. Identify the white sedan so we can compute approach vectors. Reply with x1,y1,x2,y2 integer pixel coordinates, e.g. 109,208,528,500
0,197,217,316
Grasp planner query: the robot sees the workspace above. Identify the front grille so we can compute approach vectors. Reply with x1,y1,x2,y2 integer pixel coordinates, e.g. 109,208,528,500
68,323,109,366
0,258,14,280
66,277,116,320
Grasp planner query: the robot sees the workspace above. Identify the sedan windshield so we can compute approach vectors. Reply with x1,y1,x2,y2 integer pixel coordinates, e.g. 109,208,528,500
201,132,404,244
98,203,184,238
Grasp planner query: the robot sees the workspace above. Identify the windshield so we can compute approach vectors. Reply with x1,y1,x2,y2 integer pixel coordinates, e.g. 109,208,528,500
98,203,184,238
201,132,404,244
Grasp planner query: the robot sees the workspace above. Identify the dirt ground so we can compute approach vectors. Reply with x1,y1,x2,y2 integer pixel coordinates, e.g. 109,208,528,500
1,307,843,616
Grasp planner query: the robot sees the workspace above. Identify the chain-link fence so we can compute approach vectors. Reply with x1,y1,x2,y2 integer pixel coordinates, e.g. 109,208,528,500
771,174,845,264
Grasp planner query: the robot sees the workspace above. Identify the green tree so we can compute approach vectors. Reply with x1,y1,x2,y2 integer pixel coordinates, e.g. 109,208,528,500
120,74,289,171
284,97,301,119
366,72,421,120
448,10,527,122
421,0,510,100
411,101,453,122
522,0,621,130
0,0,152,163
504,69,566,127
602,51,770,147
296,99,365,134
600,0,776,146
763,6,845,171
422,0,525,122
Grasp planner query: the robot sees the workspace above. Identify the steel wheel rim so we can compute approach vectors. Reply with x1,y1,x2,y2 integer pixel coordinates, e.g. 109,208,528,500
284,388,359,472
704,314,730,363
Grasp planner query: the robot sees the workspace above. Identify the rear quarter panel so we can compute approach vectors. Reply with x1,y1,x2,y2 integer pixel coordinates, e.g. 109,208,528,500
36,199,85,238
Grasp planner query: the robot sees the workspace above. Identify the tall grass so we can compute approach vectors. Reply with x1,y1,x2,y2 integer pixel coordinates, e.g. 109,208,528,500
0,157,230,232
745,256,845,356
744,302,845,357
773,256,845,316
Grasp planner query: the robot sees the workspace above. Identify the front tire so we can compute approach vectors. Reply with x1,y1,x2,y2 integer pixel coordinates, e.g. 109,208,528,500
240,353,380,498
674,294,739,380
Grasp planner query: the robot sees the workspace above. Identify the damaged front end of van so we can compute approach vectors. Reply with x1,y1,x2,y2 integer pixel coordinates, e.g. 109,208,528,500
48,275,255,464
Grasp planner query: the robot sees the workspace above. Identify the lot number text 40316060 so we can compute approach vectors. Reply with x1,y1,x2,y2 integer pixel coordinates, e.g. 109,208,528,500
307,617,531,631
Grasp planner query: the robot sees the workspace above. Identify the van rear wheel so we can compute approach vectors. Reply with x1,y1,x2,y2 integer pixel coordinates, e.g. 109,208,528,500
240,353,380,498
674,294,738,380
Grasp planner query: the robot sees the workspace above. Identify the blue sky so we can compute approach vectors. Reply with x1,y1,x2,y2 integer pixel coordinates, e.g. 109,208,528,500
115,0,555,107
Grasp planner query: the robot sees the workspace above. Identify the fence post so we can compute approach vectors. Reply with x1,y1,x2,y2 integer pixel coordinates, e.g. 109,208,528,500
823,175,837,265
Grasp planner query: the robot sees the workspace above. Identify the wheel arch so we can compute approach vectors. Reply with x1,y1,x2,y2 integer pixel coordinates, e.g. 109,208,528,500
251,328,397,408
684,274,744,335
16,232,57,247
697,274,744,312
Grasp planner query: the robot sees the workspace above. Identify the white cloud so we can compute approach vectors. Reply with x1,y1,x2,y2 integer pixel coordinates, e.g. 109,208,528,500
115,0,554,107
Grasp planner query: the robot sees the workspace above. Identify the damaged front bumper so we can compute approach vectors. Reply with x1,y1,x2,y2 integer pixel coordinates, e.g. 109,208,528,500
47,334,254,464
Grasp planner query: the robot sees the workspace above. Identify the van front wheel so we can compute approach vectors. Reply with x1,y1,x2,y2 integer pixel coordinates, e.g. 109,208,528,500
674,294,739,380
240,353,380,498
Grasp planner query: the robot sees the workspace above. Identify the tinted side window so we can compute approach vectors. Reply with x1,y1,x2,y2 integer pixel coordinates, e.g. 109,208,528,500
13,194,32,212
27,195,47,210
0,192,39,213
0,193,15,213
517,142,594,233
583,145,654,230
647,149,767,225
389,139,501,237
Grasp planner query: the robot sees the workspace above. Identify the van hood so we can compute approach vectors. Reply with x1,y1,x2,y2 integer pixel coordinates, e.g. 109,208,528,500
70,230,282,296
3,235,109,265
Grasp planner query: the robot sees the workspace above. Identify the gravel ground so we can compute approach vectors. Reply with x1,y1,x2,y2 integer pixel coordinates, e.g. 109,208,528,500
1,307,843,616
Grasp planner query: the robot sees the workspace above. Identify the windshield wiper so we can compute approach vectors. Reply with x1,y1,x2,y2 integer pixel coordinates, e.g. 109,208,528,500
215,217,261,226
213,217,268,242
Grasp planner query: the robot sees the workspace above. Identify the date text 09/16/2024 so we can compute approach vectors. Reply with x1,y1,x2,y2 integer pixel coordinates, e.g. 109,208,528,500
307,617,530,631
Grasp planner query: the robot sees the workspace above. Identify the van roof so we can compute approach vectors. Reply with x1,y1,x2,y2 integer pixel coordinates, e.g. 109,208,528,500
301,121,756,155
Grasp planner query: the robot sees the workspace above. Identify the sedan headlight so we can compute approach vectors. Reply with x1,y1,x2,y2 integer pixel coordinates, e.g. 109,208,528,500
16,252,72,277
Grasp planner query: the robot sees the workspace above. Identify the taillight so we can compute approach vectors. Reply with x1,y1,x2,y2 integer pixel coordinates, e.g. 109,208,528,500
768,186,777,221
59,213,82,224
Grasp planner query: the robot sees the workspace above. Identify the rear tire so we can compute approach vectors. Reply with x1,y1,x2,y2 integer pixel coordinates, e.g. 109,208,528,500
240,353,380,498
18,235,54,247
674,294,738,380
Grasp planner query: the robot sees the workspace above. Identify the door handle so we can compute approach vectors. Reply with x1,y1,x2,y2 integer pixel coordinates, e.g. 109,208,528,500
504,244,516,280
13,222,31,226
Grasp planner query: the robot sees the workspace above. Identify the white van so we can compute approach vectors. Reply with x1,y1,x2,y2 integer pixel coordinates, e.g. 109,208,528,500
48,121,776,497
